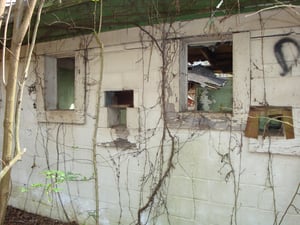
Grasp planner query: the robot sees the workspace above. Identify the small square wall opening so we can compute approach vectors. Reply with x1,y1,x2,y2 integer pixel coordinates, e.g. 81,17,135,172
105,90,134,128
105,90,133,108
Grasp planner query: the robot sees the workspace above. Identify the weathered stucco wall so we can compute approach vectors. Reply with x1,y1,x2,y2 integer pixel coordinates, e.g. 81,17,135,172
0,8,299,225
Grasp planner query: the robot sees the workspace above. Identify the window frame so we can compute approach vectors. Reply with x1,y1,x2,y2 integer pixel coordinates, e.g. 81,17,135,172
36,51,85,124
179,35,233,113
44,56,76,111
188,43,233,112
179,32,251,121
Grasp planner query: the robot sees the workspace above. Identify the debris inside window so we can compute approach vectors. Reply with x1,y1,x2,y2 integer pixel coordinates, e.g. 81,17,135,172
187,42,233,112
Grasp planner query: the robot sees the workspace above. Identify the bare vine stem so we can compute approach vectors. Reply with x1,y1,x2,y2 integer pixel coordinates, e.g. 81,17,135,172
55,124,71,222
91,1,104,224
245,4,300,18
278,182,300,224
137,20,177,225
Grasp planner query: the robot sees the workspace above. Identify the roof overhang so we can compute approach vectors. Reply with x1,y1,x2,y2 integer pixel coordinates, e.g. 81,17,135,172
3,0,300,43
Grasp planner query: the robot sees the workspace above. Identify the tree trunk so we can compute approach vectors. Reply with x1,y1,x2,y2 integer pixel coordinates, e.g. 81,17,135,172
0,1,37,223
0,40,21,225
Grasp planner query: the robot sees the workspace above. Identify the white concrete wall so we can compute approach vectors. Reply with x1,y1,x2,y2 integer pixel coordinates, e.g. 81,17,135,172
1,9,300,225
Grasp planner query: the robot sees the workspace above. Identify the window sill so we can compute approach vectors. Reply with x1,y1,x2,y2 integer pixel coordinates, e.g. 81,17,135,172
37,110,85,124
167,111,233,130
248,136,300,156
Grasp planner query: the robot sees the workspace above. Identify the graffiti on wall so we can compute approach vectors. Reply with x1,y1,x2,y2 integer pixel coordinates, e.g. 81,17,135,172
274,37,300,76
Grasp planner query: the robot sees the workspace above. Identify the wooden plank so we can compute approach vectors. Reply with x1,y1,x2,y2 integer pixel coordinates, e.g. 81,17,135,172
244,108,259,138
283,109,295,139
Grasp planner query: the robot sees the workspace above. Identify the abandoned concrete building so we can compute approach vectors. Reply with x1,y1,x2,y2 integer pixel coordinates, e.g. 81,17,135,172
0,1,300,225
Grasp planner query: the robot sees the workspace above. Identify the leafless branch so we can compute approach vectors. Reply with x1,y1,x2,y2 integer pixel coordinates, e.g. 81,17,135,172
245,4,300,18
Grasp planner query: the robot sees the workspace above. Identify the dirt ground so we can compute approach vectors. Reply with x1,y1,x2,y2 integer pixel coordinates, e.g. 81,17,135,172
4,206,79,225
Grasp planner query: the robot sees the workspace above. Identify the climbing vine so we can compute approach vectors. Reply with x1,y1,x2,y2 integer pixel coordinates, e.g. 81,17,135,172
5,1,299,225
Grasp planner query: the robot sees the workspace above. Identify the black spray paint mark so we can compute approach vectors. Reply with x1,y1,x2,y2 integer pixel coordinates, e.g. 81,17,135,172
274,37,300,76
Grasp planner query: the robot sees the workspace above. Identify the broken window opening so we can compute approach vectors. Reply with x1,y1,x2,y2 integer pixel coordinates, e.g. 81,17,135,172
44,56,75,111
245,106,294,139
187,42,233,112
105,90,134,128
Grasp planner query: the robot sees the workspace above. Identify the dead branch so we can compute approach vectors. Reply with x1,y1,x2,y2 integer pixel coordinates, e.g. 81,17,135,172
0,149,26,181
245,4,300,18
